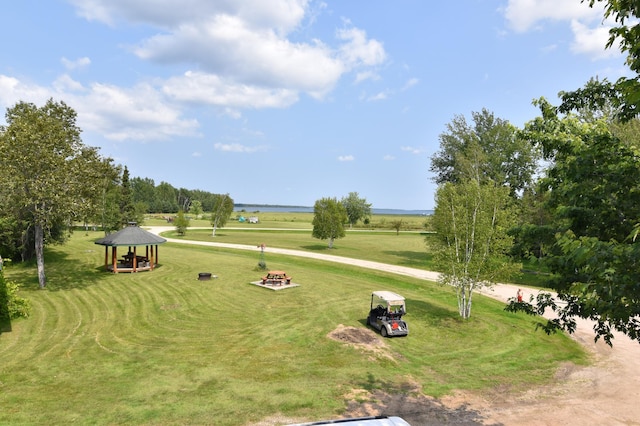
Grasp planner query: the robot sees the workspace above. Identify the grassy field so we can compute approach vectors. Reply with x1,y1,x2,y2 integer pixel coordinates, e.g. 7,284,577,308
167,228,434,271
146,211,431,231
0,230,585,425
163,225,550,288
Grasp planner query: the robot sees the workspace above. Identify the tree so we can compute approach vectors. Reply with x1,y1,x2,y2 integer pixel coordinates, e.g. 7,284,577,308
0,99,105,288
0,269,30,321
210,194,234,236
432,180,516,319
189,200,203,219
155,181,179,213
430,109,539,197
312,197,347,248
131,177,156,213
507,97,640,344
341,192,372,228
390,219,404,235
120,166,137,226
174,210,190,236
573,1,640,121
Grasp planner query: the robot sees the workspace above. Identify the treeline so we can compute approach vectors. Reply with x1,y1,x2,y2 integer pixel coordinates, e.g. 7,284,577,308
129,176,224,214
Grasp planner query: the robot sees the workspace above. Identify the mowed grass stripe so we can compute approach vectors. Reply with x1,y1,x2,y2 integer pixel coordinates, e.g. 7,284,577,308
0,231,587,425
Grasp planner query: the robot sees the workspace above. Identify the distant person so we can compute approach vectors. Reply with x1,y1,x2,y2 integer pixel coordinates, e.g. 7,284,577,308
517,288,523,303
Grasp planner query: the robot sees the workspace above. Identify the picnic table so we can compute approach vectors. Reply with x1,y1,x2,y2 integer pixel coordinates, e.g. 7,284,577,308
262,270,292,286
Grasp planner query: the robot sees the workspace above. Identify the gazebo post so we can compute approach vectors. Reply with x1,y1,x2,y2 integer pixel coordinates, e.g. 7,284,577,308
104,246,108,270
112,246,118,273
133,246,138,272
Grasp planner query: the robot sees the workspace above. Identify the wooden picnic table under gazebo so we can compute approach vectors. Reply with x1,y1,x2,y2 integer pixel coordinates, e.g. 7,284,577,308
94,225,167,273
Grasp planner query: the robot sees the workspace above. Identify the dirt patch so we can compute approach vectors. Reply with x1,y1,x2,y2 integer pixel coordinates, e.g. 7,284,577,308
327,324,396,361
342,382,491,426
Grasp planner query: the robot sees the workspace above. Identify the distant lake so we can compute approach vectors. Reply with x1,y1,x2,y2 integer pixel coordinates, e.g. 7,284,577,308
235,205,433,215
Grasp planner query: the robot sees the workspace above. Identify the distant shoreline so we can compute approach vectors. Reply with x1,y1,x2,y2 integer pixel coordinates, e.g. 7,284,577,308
234,204,433,215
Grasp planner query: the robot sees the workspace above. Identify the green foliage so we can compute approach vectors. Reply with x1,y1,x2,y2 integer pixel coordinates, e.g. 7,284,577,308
210,193,234,236
189,200,203,219
119,166,137,225
390,219,404,235
0,271,30,321
516,97,640,344
312,197,347,248
432,180,517,319
561,2,640,121
430,108,539,197
341,191,372,228
0,99,108,288
174,210,190,236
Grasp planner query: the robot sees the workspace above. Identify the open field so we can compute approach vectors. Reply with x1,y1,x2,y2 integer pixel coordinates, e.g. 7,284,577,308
166,228,434,271
163,226,551,288
0,231,584,425
145,211,431,231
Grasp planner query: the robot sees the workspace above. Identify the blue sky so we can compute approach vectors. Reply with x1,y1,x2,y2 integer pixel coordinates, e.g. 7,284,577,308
0,1,629,210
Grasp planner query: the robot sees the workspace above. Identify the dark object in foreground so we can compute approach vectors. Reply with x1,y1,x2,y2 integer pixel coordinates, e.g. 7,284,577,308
367,291,408,337
198,272,212,281
293,415,411,425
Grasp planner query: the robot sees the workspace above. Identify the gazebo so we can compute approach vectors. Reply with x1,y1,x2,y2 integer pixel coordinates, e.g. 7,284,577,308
94,225,167,273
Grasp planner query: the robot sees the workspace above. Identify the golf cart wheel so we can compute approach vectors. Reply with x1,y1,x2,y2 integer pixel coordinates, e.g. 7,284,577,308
381,327,388,337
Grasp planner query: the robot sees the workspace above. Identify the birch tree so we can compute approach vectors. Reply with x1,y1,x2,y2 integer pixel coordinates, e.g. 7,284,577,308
432,180,516,319
210,193,234,236
312,197,347,248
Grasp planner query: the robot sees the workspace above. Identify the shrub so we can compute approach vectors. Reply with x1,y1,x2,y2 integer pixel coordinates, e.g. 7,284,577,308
0,271,31,321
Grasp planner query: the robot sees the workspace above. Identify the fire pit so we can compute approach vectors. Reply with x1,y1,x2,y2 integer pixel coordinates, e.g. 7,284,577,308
198,272,212,281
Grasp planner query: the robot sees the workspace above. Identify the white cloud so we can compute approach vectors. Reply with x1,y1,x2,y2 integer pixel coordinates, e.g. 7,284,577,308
69,0,309,33
70,0,386,104
367,91,388,102
53,74,86,92
401,146,423,155
503,0,622,61
0,73,200,141
570,19,619,59
402,78,419,91
4,1,389,143
163,71,299,108
76,82,200,141
354,70,380,84
192,151,202,157
337,27,386,68
61,56,91,70
504,0,601,33
338,155,354,162
214,142,266,153
0,75,53,113
383,155,395,161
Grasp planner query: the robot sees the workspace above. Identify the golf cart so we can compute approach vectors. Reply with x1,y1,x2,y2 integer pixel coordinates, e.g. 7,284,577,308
367,291,408,337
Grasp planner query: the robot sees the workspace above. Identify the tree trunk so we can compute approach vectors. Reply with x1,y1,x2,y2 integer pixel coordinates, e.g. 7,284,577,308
328,237,334,249
35,223,47,288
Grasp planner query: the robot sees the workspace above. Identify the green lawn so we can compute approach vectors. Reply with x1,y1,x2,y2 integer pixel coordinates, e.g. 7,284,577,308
168,228,434,270
0,231,584,425
167,227,551,287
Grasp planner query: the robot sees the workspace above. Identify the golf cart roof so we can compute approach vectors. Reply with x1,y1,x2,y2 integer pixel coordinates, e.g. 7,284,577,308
372,291,405,304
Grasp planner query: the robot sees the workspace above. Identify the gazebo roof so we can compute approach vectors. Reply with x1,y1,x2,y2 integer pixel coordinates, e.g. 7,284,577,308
94,226,167,247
